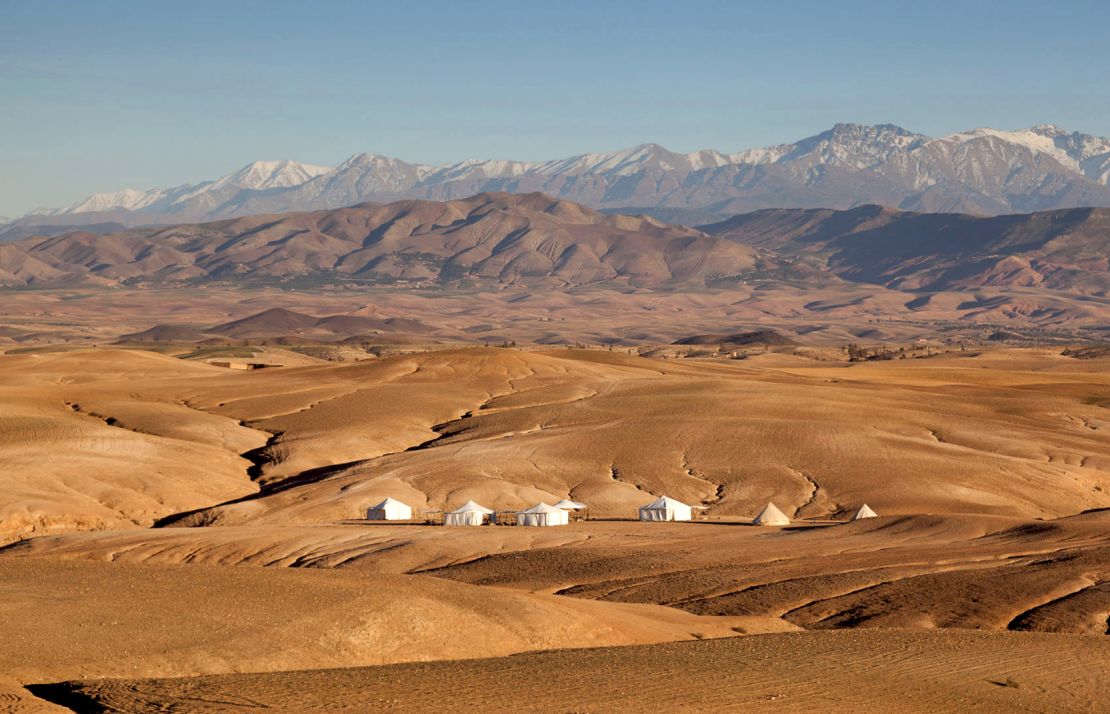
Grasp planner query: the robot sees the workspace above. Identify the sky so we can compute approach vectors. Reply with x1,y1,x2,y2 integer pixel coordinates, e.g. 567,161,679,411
2,0,1109,217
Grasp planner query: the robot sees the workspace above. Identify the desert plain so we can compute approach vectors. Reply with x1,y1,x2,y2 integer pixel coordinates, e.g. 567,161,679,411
1,307,1109,712
8,1,1110,708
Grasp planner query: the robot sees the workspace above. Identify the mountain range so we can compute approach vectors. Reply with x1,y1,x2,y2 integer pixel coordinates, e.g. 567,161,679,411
0,193,803,289
4,192,1110,300
6,123,1110,240
702,204,1110,294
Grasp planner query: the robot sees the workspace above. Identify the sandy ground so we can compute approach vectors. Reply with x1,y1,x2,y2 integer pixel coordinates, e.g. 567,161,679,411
1,345,1109,711
2,345,1109,544
8,514,1109,635
34,630,1110,713
1,284,1102,350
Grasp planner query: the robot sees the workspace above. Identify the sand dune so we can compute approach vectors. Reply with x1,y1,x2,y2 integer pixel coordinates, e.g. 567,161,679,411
0,351,266,541
35,630,1110,713
167,347,1110,526
0,557,784,708
2,345,1110,711
3,346,1110,545
7,509,1108,637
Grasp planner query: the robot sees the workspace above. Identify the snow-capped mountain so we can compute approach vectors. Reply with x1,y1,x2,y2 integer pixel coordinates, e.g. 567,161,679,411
14,124,1110,232
731,123,930,169
32,187,167,216
26,160,331,220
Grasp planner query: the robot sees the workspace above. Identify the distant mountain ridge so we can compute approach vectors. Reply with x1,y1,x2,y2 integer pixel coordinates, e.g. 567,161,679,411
7,123,1110,238
703,204,1110,294
0,192,801,289
5,193,1110,300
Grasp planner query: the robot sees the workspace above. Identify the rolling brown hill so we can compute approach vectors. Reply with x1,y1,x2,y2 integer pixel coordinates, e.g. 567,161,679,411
703,204,1110,293
673,329,797,347
0,193,797,289
117,307,441,344
3,345,1110,711
8,193,1110,303
5,345,1109,546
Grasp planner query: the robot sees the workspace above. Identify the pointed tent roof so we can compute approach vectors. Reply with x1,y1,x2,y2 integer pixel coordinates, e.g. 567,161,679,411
753,502,790,526
369,497,411,510
518,502,566,514
449,500,494,514
641,496,690,510
552,499,586,510
852,503,878,520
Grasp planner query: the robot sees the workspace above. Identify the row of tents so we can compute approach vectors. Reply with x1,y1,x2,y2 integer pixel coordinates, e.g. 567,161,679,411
366,496,879,526
366,498,587,526
638,496,876,524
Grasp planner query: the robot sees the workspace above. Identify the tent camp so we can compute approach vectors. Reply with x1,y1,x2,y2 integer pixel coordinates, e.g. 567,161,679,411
444,500,494,526
551,499,587,511
852,503,878,520
366,497,413,521
639,496,693,522
516,502,570,527
753,502,790,526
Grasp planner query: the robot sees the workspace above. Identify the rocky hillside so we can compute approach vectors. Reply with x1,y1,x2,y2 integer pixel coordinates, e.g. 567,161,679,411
0,193,801,289
703,205,1110,293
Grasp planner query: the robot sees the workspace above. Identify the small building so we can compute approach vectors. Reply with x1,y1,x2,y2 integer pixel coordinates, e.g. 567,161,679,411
444,500,494,526
516,502,570,527
851,503,878,521
207,360,274,370
638,496,693,522
753,502,790,526
366,497,413,521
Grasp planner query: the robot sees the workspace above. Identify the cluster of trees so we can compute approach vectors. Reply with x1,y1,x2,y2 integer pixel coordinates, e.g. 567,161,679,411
846,343,903,362
847,343,947,362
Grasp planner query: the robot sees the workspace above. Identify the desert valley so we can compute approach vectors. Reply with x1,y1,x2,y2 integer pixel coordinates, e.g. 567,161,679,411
5,4,1110,709
2,188,1110,711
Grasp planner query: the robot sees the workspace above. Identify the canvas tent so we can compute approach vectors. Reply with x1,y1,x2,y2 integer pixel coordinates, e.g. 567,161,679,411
852,503,878,520
638,496,693,522
444,500,494,526
516,502,570,527
753,502,790,526
551,499,587,510
366,497,413,521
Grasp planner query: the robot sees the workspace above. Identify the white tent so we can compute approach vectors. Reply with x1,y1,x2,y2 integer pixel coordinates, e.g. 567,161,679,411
444,500,494,526
366,497,413,521
551,499,587,510
638,496,693,522
852,503,878,520
753,502,790,526
516,502,570,527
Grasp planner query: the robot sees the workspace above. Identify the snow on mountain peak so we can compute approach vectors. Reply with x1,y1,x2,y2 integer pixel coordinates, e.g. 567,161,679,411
218,160,331,191
56,187,165,215
1030,124,1068,137
17,122,1110,221
937,127,1087,171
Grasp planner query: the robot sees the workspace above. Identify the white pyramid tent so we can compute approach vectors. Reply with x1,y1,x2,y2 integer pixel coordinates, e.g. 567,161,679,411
852,503,878,520
444,500,494,526
639,496,692,522
551,499,587,510
366,497,413,521
516,502,570,527
753,502,790,526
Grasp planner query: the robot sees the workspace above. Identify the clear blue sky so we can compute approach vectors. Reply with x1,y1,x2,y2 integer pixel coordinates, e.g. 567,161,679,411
2,0,1108,217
